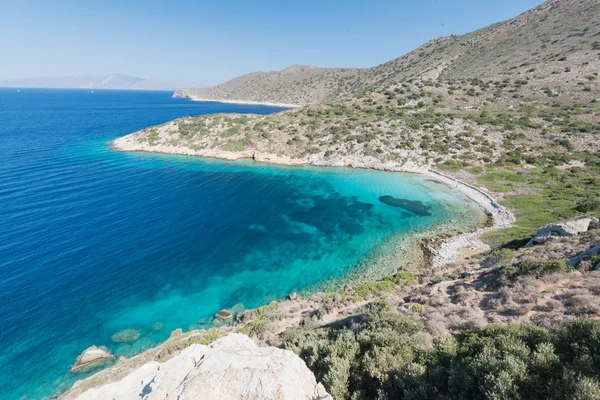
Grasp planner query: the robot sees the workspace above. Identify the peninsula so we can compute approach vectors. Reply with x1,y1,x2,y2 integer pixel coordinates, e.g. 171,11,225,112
71,0,600,398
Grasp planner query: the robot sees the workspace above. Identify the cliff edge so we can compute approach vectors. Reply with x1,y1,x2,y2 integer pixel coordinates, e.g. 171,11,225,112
62,333,331,400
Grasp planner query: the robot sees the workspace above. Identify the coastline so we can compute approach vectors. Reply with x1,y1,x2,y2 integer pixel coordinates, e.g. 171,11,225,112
422,170,515,266
186,96,300,108
110,138,515,267
60,180,493,399
61,168,501,399
59,140,516,398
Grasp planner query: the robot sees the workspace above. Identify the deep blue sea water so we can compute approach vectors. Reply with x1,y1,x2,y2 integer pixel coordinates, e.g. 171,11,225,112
0,88,482,399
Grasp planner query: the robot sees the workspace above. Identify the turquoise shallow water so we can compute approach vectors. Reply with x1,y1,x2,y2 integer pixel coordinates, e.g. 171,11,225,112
0,89,482,399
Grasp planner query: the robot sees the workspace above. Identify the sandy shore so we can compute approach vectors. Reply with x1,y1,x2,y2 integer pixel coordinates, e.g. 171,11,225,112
188,97,299,108
111,137,515,268
422,170,515,266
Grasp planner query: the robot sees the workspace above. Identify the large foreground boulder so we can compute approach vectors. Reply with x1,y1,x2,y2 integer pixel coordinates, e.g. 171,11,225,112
68,334,332,400
526,216,599,247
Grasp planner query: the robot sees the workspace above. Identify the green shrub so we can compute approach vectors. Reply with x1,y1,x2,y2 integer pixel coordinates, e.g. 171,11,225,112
576,198,600,213
283,316,600,400
483,248,516,268
350,280,396,302
501,259,572,279
411,304,425,313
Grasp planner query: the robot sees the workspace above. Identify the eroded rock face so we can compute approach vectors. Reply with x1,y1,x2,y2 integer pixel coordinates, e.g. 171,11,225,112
70,346,113,373
68,334,332,400
526,217,599,247
568,244,600,268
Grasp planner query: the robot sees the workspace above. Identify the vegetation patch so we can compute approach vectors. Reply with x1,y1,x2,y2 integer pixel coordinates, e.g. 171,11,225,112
482,152,600,248
500,259,572,280
283,301,600,400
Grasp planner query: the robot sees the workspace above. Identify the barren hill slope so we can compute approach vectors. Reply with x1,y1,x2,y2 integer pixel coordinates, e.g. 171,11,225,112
175,0,599,105
174,65,364,105
366,0,599,86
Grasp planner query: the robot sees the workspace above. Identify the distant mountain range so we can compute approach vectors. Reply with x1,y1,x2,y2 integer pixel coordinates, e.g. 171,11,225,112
0,74,198,91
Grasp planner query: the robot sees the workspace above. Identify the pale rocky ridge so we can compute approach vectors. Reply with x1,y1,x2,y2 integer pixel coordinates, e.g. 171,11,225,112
63,334,331,400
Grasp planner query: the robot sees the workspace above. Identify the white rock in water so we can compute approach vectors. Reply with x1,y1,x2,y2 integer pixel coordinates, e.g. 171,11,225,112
70,346,113,373
69,333,332,400
526,217,599,247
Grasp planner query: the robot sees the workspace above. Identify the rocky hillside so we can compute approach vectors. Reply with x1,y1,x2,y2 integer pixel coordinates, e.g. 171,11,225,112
175,0,599,105
363,0,599,89
174,65,363,106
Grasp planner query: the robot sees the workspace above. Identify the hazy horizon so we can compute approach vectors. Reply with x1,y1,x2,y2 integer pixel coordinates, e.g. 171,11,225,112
0,0,543,86
0,73,202,90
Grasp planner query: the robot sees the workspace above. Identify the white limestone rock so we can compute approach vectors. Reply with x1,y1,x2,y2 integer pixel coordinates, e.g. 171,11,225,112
526,217,599,247
69,334,332,400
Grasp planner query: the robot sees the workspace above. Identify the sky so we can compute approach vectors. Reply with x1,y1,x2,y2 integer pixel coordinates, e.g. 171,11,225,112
0,0,545,86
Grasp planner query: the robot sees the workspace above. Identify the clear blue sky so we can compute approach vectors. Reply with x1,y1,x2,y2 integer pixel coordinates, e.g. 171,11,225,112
0,0,544,86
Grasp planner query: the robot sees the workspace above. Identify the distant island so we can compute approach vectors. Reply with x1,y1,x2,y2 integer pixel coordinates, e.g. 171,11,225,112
0,74,200,91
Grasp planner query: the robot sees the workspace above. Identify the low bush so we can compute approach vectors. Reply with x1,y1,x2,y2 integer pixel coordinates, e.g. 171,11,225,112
483,248,516,268
350,280,396,302
576,198,600,213
283,310,600,400
501,259,572,279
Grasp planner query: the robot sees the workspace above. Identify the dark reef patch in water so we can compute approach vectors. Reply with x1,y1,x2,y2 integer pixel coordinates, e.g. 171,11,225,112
379,196,432,216
290,194,375,235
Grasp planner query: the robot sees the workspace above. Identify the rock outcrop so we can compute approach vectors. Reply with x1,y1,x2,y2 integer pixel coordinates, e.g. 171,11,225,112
287,292,298,301
526,217,599,247
214,309,234,325
65,334,332,400
568,244,600,269
70,346,114,373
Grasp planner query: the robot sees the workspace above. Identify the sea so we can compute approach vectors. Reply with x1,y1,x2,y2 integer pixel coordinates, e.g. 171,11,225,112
0,88,482,399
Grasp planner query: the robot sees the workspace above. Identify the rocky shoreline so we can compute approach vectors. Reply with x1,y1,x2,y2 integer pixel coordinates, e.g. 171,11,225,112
69,134,518,399
111,137,515,268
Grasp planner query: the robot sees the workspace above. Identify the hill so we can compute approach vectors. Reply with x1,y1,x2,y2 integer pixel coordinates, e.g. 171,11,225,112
0,74,194,91
175,0,599,105
173,65,364,106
